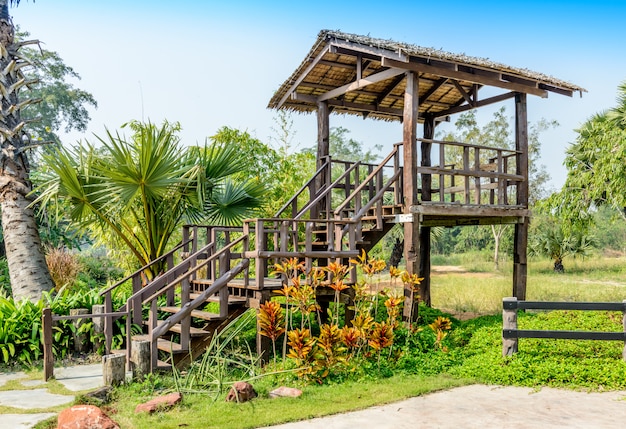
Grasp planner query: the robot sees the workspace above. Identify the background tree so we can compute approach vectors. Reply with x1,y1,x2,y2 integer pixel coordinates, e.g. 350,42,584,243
211,120,316,218
35,121,265,278
304,126,382,163
0,0,57,302
529,212,595,272
549,82,626,227
17,29,97,144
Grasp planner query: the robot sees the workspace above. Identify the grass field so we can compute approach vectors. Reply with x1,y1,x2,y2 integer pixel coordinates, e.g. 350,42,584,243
431,255,626,315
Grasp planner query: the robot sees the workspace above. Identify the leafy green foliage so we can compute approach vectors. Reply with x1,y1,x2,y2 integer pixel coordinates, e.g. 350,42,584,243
550,82,626,229
34,121,265,276
16,29,97,145
0,279,130,367
529,213,595,272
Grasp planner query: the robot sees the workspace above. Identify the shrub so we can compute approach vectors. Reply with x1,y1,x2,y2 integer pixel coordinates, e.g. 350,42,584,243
45,247,82,291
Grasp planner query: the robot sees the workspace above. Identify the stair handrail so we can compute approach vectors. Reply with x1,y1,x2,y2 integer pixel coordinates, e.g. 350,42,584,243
150,259,250,339
333,145,400,218
124,237,227,307
125,234,249,370
274,157,330,218
137,235,247,306
99,237,194,298
349,169,402,222
294,160,362,219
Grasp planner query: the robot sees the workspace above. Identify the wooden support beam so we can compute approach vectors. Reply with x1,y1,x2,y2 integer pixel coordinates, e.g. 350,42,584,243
277,45,331,109
382,57,548,98
433,91,517,118
513,92,528,300
419,117,435,307
315,101,330,217
402,71,421,321
329,38,408,62
317,68,405,102
452,79,474,106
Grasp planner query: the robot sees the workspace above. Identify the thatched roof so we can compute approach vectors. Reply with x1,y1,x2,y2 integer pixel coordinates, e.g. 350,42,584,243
268,30,585,122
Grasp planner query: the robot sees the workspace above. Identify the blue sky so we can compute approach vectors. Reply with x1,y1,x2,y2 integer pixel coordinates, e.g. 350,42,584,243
12,0,626,189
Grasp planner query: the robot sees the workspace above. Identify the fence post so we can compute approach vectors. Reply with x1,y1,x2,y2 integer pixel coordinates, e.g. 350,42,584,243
502,297,518,356
92,304,105,353
42,308,54,381
130,339,151,380
102,353,126,386
622,300,626,362
71,308,89,353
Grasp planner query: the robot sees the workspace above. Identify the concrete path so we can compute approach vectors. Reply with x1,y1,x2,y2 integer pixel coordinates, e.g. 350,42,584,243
1,364,103,429
262,384,626,429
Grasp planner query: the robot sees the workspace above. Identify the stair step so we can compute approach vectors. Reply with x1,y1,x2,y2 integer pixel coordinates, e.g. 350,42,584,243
189,292,247,305
159,306,224,321
132,335,185,354
156,360,172,371
150,320,208,337
192,277,283,290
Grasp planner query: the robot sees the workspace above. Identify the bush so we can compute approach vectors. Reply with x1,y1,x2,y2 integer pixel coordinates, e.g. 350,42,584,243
45,247,82,291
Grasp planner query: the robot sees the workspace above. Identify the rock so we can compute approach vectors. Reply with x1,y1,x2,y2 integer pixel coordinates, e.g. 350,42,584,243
135,392,182,413
82,386,114,405
269,386,303,398
225,381,257,403
57,405,120,429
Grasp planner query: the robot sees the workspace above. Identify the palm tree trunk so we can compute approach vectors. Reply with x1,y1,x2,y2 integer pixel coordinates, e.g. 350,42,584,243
0,2,55,302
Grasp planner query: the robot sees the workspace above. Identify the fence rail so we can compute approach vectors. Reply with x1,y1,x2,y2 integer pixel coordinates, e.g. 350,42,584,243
502,297,626,361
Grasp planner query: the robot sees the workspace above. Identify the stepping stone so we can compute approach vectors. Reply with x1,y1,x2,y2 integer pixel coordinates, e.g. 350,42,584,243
4,413,56,428
21,379,47,387
0,388,74,409
54,364,103,392
0,371,26,387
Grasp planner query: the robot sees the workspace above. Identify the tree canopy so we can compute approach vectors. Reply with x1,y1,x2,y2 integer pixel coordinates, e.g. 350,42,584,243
550,82,626,226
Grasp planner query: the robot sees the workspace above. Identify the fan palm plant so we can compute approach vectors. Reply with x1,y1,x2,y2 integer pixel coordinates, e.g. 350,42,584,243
34,120,264,278
0,0,56,302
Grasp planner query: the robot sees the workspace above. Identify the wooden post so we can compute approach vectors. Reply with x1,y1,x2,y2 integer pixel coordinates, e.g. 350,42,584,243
104,293,113,355
130,340,151,380
92,304,105,353
42,308,54,381
502,297,518,356
419,117,435,307
102,353,126,386
402,71,420,322
513,92,529,300
314,100,330,218
71,308,89,353
622,300,626,362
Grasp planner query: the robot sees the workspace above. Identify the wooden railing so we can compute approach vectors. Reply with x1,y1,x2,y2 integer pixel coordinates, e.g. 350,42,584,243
99,238,193,354
333,144,402,243
417,138,523,206
125,234,250,371
274,157,331,219
502,297,626,360
242,218,360,283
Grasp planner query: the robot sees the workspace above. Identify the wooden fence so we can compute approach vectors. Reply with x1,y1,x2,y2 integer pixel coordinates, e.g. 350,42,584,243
502,297,626,361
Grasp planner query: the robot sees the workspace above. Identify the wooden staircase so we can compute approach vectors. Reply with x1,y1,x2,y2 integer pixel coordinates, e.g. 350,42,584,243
99,146,404,373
